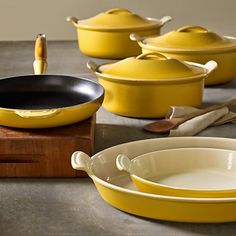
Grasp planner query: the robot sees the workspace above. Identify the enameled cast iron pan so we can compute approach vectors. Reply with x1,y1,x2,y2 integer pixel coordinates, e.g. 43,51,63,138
0,34,104,128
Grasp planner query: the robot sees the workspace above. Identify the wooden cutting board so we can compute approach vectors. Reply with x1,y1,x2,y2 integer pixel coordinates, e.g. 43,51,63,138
0,115,95,177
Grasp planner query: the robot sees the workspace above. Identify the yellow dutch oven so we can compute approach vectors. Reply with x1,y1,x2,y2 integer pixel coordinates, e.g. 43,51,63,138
87,52,217,118
131,25,236,85
67,8,171,59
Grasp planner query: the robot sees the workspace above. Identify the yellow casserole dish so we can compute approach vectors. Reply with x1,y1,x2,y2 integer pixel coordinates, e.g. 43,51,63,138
67,8,171,59
87,52,217,118
131,25,236,85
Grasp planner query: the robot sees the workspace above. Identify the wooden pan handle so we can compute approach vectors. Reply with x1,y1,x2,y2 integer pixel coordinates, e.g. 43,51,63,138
33,33,48,75
34,33,47,60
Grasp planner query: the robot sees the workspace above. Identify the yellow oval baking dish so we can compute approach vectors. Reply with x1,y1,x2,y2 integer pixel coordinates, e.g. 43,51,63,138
116,148,236,198
71,137,236,223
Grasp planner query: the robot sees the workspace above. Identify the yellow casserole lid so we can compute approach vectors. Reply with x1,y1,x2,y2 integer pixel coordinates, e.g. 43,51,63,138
143,25,236,52
97,52,206,80
77,8,165,31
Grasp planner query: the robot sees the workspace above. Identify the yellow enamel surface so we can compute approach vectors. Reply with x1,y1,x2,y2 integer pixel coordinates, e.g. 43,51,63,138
0,98,103,128
98,76,203,118
94,180,236,223
77,27,160,59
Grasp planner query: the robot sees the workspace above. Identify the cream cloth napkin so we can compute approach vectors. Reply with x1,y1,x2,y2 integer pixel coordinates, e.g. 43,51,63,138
166,106,236,137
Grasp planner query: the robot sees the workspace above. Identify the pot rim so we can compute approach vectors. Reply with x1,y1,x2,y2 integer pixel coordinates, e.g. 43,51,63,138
139,36,236,54
92,61,210,84
76,17,165,32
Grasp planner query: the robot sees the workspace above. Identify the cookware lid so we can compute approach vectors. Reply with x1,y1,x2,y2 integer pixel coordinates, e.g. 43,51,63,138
98,52,205,80
143,25,236,52
78,8,161,31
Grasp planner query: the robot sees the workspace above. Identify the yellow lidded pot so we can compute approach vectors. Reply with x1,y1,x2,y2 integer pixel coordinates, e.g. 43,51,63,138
131,25,236,85
67,8,171,59
87,52,217,118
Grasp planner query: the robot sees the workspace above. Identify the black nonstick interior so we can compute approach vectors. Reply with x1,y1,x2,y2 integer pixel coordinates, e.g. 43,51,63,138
0,75,103,109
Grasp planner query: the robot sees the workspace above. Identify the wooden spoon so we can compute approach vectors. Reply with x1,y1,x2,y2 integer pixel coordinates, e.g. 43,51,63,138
144,98,236,133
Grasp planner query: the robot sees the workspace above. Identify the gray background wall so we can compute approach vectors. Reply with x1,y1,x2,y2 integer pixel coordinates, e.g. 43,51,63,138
0,0,235,41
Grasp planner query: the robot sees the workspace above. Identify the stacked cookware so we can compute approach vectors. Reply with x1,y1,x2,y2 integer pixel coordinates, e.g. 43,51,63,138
68,8,236,223
67,7,236,119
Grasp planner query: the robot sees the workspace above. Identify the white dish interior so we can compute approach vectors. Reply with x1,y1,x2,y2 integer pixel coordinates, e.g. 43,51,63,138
125,148,236,190
91,137,236,201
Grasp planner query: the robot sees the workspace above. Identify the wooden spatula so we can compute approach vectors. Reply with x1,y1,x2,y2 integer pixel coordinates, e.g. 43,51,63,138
143,98,236,133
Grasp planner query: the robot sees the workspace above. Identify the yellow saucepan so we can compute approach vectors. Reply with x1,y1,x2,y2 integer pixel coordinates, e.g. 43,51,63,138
131,25,236,85
67,8,171,59
87,52,217,118
71,137,236,223
0,34,104,129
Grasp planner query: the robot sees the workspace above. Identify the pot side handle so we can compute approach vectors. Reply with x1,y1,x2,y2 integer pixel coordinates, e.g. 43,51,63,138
147,16,172,27
204,60,218,74
71,151,93,176
116,154,133,174
130,33,144,43
66,16,79,27
159,16,172,26
87,60,99,73
15,109,61,119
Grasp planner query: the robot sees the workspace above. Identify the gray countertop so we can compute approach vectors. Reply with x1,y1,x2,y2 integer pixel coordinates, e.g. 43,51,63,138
1,41,236,236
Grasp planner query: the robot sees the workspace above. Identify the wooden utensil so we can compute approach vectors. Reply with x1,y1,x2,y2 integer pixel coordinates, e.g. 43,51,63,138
143,98,236,133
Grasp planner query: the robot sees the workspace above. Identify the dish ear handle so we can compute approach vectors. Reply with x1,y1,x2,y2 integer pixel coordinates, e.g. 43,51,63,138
116,154,133,174
71,151,93,176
